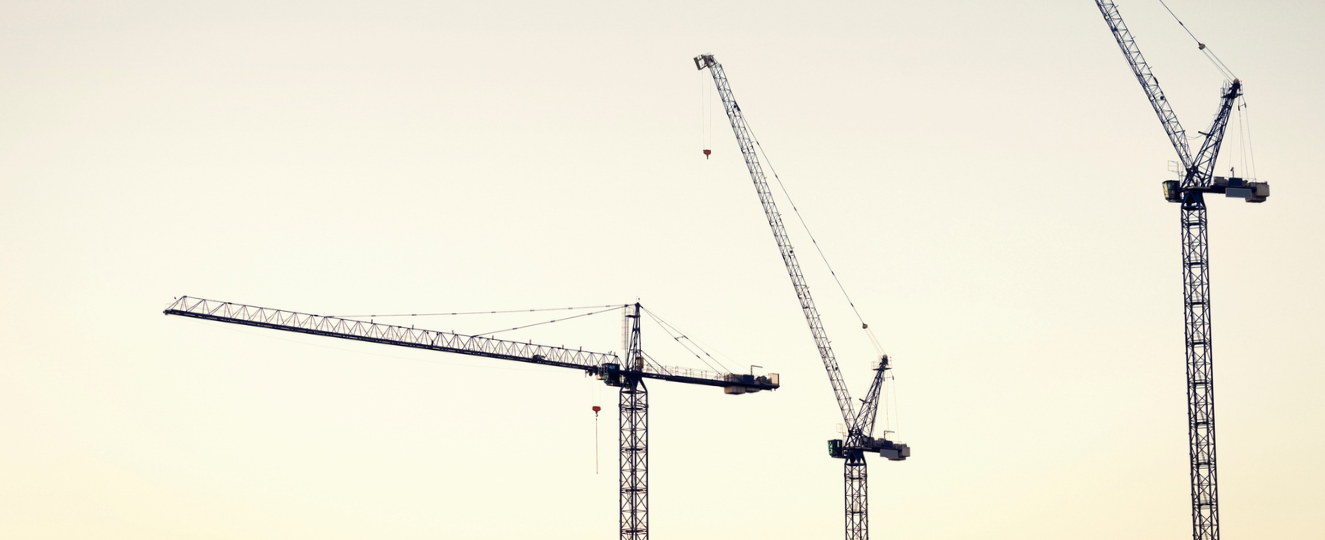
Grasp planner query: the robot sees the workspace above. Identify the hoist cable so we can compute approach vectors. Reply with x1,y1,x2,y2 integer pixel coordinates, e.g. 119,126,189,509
332,304,627,318
700,70,707,150
1236,100,1248,177
640,307,732,374
473,305,624,337
644,313,716,372
1242,98,1259,180
642,307,743,374
1157,0,1236,80
743,117,886,356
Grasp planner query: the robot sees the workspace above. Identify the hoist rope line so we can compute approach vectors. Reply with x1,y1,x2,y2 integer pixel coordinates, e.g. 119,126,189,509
743,117,885,356
1156,0,1236,80
474,306,624,337
331,304,628,318
700,71,706,149
888,371,901,435
1241,98,1259,180
639,307,731,374
643,306,744,373
700,70,714,151
1236,101,1247,178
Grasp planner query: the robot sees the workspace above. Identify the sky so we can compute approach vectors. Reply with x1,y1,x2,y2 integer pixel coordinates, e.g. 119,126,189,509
3,0,1324,538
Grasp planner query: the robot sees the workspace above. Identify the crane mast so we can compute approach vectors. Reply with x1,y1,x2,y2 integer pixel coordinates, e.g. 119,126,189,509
1094,3,1270,540
620,304,647,540
164,296,777,540
696,53,907,540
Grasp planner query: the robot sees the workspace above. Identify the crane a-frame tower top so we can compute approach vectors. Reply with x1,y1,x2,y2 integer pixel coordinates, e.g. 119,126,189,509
695,53,908,540
165,296,778,540
1094,2,1270,539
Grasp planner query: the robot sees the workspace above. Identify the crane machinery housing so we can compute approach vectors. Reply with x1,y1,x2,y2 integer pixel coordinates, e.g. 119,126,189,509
164,296,778,540
695,53,908,540
1094,2,1270,539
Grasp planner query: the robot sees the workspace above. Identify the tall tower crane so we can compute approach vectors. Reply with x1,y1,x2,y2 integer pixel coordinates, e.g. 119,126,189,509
1094,3,1269,539
164,296,778,540
694,54,908,540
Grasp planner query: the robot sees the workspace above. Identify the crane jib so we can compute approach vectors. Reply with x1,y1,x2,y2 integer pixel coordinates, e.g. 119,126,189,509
163,296,777,391
1095,4,1271,540
695,54,857,424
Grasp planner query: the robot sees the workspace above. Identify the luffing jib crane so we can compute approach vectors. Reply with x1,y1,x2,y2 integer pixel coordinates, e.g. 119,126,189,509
1094,3,1269,539
164,296,778,540
695,54,908,540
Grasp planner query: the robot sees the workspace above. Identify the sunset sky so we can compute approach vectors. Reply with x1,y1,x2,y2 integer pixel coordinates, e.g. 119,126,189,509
3,1,1323,538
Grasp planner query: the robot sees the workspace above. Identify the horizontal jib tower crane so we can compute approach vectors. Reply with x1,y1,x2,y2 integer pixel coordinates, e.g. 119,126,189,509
164,296,778,540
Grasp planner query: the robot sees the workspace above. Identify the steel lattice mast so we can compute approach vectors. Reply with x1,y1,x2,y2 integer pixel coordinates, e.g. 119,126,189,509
619,305,648,540
1094,3,1269,539
695,54,908,540
164,296,778,540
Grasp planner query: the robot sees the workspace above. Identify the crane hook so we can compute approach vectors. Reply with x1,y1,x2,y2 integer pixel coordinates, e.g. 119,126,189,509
592,405,602,474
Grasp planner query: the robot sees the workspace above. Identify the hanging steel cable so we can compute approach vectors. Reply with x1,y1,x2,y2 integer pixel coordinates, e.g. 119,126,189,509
331,304,628,318
639,307,732,375
1157,0,1236,80
474,305,627,337
743,115,886,356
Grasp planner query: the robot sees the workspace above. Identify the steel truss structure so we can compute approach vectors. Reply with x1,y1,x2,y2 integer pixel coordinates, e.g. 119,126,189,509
696,54,908,540
618,301,648,539
165,296,777,540
1095,3,1269,539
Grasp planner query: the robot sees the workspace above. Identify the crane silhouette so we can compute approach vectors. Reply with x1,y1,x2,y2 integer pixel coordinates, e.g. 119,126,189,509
1094,2,1269,539
695,54,908,540
164,296,778,540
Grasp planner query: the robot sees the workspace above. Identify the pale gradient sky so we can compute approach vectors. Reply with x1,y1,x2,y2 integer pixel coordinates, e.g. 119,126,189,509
3,0,1323,538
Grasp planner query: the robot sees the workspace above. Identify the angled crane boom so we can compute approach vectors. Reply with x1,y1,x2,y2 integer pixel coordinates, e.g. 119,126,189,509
695,53,906,540
1097,0,1193,168
1094,3,1270,539
692,54,855,425
165,296,778,540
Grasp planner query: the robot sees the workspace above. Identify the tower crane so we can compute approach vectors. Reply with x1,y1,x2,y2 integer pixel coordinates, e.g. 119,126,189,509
164,296,778,540
695,54,908,540
1094,3,1269,539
